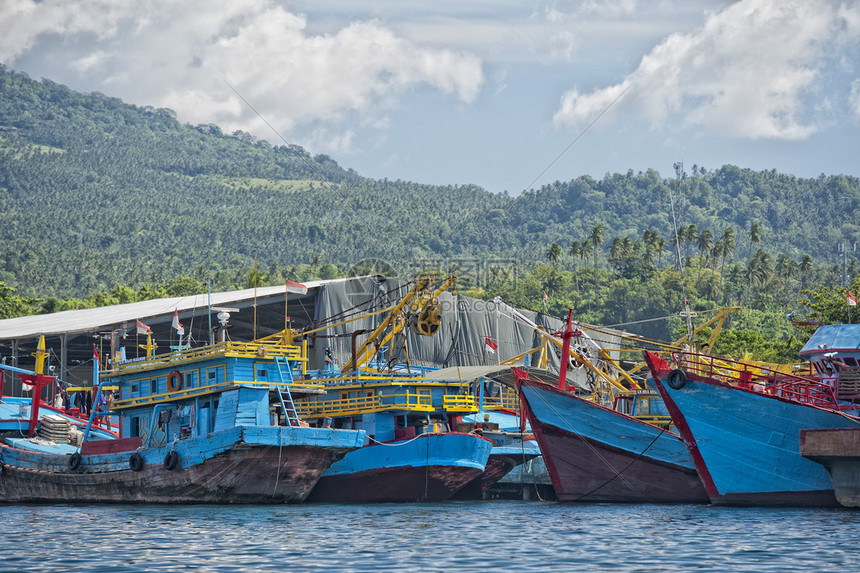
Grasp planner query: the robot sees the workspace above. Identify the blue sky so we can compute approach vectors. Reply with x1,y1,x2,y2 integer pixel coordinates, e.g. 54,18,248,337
2,0,859,194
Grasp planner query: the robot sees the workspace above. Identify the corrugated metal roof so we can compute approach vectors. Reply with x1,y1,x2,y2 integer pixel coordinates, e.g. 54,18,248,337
0,277,351,340
799,324,860,356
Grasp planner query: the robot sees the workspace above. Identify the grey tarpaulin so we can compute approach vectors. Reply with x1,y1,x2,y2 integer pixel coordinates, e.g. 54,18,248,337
304,276,621,384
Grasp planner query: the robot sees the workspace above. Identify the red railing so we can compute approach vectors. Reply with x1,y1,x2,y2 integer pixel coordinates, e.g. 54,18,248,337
670,351,842,411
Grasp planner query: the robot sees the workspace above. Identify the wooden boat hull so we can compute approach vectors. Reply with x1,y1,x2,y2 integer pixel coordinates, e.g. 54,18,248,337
520,380,708,503
647,356,858,506
452,440,541,500
0,426,363,504
307,432,492,503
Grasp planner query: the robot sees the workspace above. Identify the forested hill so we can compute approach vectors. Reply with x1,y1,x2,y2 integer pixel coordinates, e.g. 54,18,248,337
1,65,859,299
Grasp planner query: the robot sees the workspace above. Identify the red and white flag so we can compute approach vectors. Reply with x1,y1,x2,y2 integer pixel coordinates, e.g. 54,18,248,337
848,291,857,306
542,292,548,301
285,279,308,295
172,310,184,335
485,337,498,355
136,319,152,335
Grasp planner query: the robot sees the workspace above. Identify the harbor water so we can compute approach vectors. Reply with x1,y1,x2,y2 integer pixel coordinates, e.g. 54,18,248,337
1,501,858,572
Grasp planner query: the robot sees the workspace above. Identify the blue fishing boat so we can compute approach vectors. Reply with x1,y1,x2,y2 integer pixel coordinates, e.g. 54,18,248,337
518,375,708,503
294,277,493,502
645,349,860,506
514,309,708,503
0,331,365,503
296,369,493,503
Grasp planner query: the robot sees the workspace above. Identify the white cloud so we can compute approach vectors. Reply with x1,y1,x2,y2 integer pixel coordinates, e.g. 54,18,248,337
0,0,484,152
553,0,860,140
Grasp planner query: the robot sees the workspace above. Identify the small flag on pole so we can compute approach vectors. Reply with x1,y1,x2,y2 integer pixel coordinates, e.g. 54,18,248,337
285,279,309,295
848,291,857,306
172,310,184,335
542,292,548,301
136,319,152,335
485,337,498,355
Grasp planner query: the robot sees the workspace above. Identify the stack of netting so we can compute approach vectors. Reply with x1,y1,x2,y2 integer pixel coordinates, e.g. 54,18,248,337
39,414,71,443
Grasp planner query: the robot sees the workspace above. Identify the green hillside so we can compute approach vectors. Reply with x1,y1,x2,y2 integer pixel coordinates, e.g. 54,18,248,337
1,64,860,358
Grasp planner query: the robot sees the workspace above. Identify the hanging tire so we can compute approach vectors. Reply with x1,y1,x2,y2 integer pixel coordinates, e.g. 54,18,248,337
68,452,82,471
667,369,687,390
129,452,145,472
163,450,179,471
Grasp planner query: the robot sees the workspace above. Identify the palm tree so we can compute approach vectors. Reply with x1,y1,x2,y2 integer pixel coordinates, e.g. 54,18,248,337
717,227,735,291
589,224,604,269
569,240,582,288
545,242,562,266
684,224,699,260
697,229,714,278
800,254,814,288
654,235,667,268
749,222,762,258
567,241,584,270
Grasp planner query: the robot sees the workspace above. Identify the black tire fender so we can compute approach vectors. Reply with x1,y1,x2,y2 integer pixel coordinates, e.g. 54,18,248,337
163,450,179,471
68,452,82,471
129,452,145,472
667,369,687,390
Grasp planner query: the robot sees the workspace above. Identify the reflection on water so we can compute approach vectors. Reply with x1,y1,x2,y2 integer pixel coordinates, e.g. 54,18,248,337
1,502,857,572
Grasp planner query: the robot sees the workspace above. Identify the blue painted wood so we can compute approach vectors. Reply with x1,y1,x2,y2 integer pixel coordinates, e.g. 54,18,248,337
656,371,860,504
213,389,238,431
521,384,694,470
321,432,491,477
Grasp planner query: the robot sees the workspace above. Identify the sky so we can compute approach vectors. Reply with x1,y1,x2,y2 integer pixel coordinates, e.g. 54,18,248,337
1,0,859,194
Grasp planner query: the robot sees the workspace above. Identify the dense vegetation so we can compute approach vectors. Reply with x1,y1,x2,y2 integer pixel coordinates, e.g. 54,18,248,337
1,65,860,361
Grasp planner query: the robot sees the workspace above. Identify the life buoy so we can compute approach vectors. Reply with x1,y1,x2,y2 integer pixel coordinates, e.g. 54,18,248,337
163,450,179,471
68,452,82,471
129,452,145,472
666,369,687,390
167,370,182,392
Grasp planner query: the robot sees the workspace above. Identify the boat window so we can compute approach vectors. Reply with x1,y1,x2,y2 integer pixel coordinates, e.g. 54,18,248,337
150,379,157,394
131,416,140,437
131,383,139,396
844,357,858,367
257,369,267,378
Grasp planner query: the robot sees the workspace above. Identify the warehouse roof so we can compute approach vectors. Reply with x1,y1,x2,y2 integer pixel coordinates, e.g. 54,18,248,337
0,278,349,340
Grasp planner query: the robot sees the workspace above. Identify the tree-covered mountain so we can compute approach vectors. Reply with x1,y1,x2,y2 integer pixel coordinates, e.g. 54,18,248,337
1,64,859,303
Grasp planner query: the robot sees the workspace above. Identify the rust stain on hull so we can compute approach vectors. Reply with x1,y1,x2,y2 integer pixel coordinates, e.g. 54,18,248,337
0,446,339,504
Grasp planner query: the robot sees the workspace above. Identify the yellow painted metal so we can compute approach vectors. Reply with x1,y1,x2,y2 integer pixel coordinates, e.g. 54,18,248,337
295,388,436,418
108,339,306,375
33,335,48,376
442,394,478,413
480,386,520,411
341,276,456,373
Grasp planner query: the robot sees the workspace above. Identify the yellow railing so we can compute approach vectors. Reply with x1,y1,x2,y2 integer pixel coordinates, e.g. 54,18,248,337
442,395,478,413
481,387,520,411
296,390,435,418
110,378,322,411
108,340,306,375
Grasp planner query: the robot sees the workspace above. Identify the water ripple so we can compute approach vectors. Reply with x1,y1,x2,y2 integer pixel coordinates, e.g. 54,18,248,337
0,502,858,572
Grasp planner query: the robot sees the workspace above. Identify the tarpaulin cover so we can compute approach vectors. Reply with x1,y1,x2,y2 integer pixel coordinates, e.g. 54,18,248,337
308,276,620,387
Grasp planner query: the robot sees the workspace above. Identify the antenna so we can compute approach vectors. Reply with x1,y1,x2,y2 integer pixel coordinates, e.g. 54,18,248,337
670,162,695,342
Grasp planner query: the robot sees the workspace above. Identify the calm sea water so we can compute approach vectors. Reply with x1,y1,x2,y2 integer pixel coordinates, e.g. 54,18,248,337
0,501,857,572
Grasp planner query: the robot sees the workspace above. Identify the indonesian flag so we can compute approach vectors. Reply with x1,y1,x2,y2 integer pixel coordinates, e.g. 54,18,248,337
542,292,548,301
136,319,152,335
285,279,308,295
485,337,498,355
172,310,184,335
848,291,857,306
